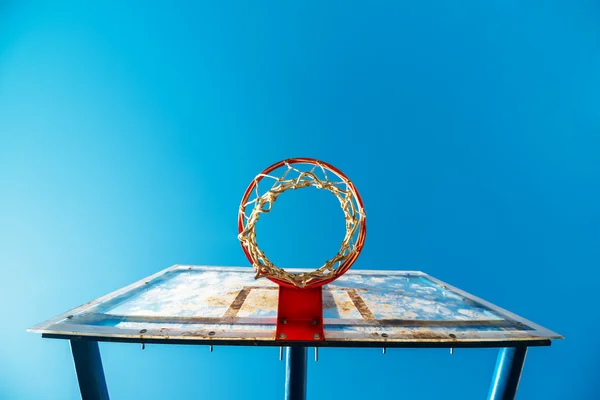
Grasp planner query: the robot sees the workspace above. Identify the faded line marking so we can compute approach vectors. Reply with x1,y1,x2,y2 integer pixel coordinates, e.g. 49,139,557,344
223,287,252,319
346,289,376,320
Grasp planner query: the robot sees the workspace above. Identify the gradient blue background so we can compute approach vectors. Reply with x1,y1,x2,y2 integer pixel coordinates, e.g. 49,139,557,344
1,1,598,399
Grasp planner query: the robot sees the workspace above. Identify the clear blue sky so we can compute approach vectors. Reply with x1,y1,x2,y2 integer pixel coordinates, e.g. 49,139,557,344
1,1,598,399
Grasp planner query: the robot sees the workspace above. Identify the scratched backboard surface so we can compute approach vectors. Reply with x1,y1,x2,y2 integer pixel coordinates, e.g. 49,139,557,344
30,266,561,347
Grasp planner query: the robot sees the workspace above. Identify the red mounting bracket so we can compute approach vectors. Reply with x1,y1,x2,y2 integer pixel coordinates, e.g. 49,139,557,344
275,286,324,342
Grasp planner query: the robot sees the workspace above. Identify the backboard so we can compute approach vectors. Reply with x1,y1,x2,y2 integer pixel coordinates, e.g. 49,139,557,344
30,265,561,348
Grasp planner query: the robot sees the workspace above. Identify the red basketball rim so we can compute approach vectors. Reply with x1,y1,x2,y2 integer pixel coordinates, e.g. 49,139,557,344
238,157,366,288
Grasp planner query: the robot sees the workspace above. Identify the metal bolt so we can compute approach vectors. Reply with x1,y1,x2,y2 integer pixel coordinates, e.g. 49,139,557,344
279,333,287,340
449,334,456,338
311,319,318,325
140,329,147,334
381,333,389,338
313,333,321,340
208,331,215,336
281,319,288,325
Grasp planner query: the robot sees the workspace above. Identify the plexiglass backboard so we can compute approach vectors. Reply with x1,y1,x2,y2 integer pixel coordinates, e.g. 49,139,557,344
30,266,561,347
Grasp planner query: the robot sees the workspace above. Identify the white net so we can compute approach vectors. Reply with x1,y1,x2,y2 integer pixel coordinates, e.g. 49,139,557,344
238,159,366,288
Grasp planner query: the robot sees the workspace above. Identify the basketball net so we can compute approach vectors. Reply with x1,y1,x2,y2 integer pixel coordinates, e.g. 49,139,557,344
238,158,366,288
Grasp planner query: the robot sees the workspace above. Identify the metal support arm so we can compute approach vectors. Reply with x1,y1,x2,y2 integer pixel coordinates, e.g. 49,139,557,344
488,347,528,400
70,340,110,400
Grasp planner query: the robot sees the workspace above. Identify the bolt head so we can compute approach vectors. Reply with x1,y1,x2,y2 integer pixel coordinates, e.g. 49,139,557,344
278,333,287,339
313,333,321,340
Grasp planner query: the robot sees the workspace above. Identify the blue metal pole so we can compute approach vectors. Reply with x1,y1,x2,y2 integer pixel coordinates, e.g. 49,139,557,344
70,340,110,400
285,346,307,400
488,347,528,400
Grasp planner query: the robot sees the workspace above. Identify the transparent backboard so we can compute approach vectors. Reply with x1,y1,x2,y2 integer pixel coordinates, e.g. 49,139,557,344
29,266,562,347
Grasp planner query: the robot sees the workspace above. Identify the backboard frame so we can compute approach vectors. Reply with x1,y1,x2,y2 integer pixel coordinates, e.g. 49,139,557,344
30,265,561,348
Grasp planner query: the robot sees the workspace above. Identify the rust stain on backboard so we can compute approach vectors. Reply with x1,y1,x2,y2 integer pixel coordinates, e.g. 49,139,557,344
238,289,278,315
346,289,376,320
222,288,252,318
206,296,233,307
221,286,280,318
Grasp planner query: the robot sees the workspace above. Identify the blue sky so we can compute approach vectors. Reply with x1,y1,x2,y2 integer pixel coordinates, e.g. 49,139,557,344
1,1,599,399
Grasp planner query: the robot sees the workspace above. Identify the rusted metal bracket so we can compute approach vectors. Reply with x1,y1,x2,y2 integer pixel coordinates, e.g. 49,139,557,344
276,286,324,342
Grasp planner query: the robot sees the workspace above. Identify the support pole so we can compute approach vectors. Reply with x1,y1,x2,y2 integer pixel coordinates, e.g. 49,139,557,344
487,347,528,400
70,340,110,400
285,346,307,400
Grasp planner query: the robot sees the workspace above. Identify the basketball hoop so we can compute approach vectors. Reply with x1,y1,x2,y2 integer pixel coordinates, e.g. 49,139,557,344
238,158,367,289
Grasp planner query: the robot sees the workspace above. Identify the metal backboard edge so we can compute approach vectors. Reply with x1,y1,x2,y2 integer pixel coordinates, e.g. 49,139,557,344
38,323,553,347
422,273,563,340
41,333,551,348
